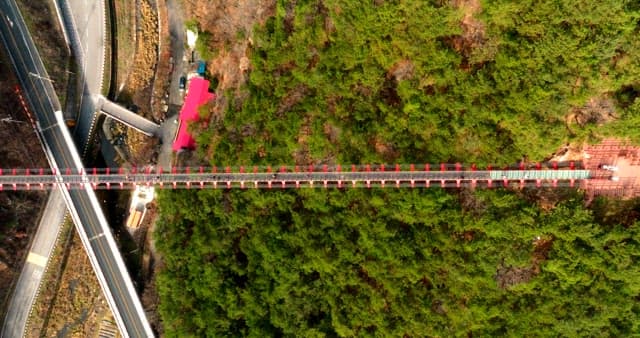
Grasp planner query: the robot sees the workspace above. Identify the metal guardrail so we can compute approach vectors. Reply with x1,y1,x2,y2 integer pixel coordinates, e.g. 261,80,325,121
0,166,594,190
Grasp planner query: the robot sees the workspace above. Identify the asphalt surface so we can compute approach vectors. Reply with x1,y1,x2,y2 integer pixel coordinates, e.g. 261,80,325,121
167,0,186,108
62,0,106,150
1,1,104,336
97,96,160,136
156,0,187,169
0,1,152,337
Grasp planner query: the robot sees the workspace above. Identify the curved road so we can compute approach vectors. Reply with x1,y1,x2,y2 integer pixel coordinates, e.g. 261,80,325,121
60,0,106,150
0,1,153,337
1,0,106,335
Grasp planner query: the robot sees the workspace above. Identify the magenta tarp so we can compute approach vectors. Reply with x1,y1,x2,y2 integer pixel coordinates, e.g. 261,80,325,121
173,77,215,151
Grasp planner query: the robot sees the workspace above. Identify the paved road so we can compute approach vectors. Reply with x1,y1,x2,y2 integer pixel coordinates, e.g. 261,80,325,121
0,1,152,337
97,96,160,136
1,191,66,337
1,1,106,336
167,0,186,108
1,0,103,335
60,0,106,151
156,0,187,168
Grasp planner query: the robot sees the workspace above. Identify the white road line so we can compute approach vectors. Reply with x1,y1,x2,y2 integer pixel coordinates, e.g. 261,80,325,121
26,252,47,268
89,232,105,241
38,122,59,132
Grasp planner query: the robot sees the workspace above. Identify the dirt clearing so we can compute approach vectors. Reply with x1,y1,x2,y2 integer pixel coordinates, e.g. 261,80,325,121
181,0,276,116
447,0,497,67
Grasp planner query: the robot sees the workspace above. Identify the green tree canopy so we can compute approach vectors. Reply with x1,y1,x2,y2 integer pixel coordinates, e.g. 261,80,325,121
158,0,640,336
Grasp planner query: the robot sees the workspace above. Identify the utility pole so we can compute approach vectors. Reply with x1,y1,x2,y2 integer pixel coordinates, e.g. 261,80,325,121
28,71,54,83
0,115,24,124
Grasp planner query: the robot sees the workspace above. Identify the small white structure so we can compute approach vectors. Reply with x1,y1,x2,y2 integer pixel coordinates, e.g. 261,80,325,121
186,29,198,49
125,186,155,229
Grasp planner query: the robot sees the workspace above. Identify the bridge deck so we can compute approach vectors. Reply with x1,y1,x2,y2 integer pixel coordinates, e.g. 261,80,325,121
97,97,160,136
0,166,595,190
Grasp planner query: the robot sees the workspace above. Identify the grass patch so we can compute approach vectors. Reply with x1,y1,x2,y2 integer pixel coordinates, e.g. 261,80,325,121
113,0,136,95
102,0,113,97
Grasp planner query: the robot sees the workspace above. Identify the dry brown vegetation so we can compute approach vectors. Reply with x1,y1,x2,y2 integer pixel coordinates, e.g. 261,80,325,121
127,129,161,165
27,226,118,337
151,0,172,120
113,0,161,165
15,0,73,107
567,96,618,128
126,0,159,111
137,203,163,335
113,0,137,93
495,237,553,289
181,0,276,114
446,0,498,69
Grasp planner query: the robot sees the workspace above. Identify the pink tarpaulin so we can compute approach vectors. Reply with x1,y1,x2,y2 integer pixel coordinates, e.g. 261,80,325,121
173,77,215,151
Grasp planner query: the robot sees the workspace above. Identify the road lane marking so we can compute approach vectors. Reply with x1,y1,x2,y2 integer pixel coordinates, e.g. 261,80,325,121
3,3,149,336
26,252,47,267
78,193,143,335
89,232,105,241
95,235,141,335
38,121,58,132
1,4,58,126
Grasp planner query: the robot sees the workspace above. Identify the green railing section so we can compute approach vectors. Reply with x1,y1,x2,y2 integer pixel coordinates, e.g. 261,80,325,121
489,170,591,180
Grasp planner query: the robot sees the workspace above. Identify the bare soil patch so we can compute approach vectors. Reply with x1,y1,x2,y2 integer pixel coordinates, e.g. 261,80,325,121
387,59,415,82
447,0,491,67
495,236,554,289
495,264,535,289
548,142,588,162
566,96,618,129
181,0,276,114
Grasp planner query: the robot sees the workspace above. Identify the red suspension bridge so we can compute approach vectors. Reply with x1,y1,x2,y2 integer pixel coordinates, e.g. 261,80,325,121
0,161,607,191
2,140,639,197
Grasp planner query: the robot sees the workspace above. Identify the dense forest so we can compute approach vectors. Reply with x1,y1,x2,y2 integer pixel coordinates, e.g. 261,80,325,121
156,0,640,336
157,188,640,336
194,0,640,165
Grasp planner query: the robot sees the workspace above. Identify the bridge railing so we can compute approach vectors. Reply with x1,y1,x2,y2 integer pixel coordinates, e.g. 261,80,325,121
0,163,598,191
0,161,585,176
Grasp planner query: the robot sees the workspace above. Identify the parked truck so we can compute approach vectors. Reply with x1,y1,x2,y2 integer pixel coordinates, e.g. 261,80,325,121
197,61,206,76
